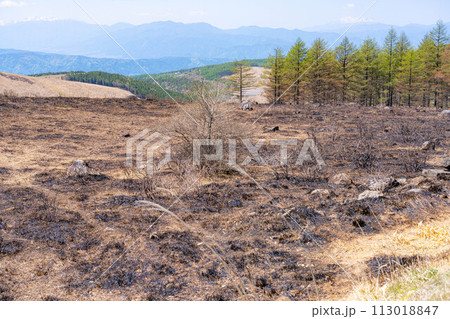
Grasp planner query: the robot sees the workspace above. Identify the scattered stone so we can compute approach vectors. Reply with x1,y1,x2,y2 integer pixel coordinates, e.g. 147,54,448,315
441,157,450,170
422,169,450,180
330,173,352,185
358,190,383,201
421,141,436,151
67,160,89,177
367,177,398,192
241,101,253,111
439,110,450,117
407,188,427,195
409,176,427,186
311,189,333,198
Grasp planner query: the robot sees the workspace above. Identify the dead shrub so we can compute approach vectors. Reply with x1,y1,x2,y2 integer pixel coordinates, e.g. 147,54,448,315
401,150,428,173
393,122,417,143
164,81,249,175
352,140,377,170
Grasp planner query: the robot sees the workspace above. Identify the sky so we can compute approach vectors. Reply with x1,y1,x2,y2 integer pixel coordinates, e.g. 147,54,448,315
0,0,449,29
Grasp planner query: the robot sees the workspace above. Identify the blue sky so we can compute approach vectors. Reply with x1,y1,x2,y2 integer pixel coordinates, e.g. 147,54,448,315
0,0,448,28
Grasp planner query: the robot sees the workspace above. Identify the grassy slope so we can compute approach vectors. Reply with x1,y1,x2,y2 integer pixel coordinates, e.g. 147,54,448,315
133,59,267,93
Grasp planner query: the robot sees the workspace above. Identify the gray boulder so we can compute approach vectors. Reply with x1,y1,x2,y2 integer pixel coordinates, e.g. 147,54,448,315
367,177,398,192
421,141,436,151
442,157,450,170
422,169,450,180
67,160,89,177
439,110,450,117
311,189,333,198
358,190,383,201
407,188,427,195
241,101,253,111
330,173,352,185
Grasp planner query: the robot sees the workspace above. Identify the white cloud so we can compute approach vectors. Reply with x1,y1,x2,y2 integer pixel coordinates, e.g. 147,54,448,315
19,16,58,22
0,1,26,8
347,3,356,8
340,16,373,24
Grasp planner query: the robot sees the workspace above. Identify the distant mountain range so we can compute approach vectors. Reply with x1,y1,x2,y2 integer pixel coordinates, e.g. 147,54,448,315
0,49,228,76
0,20,448,76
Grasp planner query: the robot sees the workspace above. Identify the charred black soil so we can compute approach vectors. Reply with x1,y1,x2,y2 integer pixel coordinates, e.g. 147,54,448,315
0,97,448,300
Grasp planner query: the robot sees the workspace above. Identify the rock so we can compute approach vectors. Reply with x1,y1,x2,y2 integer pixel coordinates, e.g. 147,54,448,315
330,173,352,185
367,177,398,192
407,188,427,195
358,190,383,201
421,141,436,151
396,178,407,185
268,126,280,132
67,160,89,177
122,132,131,138
311,189,332,198
422,169,450,180
441,157,450,170
439,110,450,117
241,101,253,111
409,176,427,186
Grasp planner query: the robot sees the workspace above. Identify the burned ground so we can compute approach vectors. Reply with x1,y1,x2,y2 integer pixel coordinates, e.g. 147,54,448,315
0,97,448,300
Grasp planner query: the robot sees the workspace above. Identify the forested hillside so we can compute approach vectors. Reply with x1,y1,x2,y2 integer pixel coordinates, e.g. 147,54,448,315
134,59,266,92
64,71,188,100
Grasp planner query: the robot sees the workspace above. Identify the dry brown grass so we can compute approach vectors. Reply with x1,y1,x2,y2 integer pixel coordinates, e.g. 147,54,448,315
0,72,133,98
349,215,450,301
0,97,448,301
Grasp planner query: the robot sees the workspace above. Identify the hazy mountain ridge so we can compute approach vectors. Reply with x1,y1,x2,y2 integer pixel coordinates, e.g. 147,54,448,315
1,20,447,60
0,49,228,76
1,20,448,76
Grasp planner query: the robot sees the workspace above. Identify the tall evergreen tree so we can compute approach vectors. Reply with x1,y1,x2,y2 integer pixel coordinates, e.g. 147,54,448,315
382,28,398,106
335,36,357,103
304,38,338,105
440,44,450,107
283,39,308,104
393,32,412,104
429,20,449,107
396,49,421,106
355,39,382,106
417,34,435,107
228,60,255,102
264,48,286,104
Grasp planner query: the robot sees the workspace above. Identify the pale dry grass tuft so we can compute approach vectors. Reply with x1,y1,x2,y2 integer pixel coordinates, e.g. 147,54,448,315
351,218,450,301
